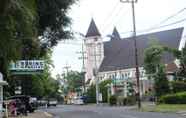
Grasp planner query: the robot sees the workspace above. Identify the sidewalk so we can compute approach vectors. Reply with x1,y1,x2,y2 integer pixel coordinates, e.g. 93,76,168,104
8,110,53,118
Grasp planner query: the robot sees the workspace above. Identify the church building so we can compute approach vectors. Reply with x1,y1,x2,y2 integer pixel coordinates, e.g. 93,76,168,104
84,18,185,96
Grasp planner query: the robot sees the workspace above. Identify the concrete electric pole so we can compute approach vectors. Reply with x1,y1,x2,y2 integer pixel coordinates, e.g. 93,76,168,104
120,0,141,109
63,63,71,76
93,42,100,105
77,38,87,93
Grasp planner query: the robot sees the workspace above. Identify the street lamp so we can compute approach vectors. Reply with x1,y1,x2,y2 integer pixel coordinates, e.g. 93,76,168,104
120,0,141,109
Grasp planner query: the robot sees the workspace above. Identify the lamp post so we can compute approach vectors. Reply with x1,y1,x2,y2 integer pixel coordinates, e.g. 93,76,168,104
120,0,141,109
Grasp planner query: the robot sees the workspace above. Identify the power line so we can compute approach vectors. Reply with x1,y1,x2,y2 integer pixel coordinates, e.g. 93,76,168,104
103,6,129,34
114,8,130,26
119,7,186,35
154,7,186,27
119,17,186,35
101,3,124,32
101,1,120,25
141,7,186,33
139,17,186,33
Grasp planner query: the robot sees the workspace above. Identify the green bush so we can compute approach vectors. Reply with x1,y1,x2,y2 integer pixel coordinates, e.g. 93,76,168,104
85,85,96,103
109,95,117,106
99,80,112,103
171,81,186,93
159,92,186,104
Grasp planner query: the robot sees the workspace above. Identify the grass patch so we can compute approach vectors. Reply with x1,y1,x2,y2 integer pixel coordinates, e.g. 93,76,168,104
141,104,186,113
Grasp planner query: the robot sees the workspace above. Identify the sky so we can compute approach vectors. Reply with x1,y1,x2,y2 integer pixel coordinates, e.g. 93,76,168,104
51,0,186,77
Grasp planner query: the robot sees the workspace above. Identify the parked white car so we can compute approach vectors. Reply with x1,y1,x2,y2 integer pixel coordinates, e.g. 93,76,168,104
48,99,57,106
73,97,84,105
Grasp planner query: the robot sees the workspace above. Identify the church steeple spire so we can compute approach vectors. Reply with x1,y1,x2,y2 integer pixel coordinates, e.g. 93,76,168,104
111,27,121,40
85,18,101,38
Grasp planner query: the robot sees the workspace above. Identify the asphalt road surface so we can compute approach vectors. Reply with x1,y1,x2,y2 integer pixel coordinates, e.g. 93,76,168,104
45,105,183,118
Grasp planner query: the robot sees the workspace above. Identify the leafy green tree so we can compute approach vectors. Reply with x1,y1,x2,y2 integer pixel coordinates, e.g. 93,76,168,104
99,80,112,103
0,0,77,77
0,0,77,98
64,71,84,93
85,84,96,103
144,44,164,74
144,43,170,98
85,80,112,103
175,47,186,81
154,65,170,97
38,0,77,50
30,75,45,98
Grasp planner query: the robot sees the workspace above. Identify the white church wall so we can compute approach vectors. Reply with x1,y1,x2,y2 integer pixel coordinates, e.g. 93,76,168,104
85,36,104,85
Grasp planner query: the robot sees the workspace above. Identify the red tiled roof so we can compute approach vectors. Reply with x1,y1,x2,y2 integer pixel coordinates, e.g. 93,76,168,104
165,62,178,73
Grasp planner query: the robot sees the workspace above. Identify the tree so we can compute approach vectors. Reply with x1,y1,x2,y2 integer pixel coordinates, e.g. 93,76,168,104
29,50,61,99
99,80,112,103
0,0,77,78
154,65,170,97
85,80,112,103
30,75,45,98
0,0,77,97
163,46,186,81
144,44,164,74
85,84,96,103
37,0,77,52
144,43,170,98
174,47,186,81
64,71,84,93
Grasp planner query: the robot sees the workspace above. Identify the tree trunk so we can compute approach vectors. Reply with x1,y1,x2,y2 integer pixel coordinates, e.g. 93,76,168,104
0,0,10,15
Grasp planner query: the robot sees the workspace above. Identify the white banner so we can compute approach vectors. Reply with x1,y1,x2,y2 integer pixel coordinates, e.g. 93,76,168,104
10,60,44,71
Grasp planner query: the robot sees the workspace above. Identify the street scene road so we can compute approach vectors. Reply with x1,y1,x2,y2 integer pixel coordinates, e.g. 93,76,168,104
45,105,182,118
1,0,186,117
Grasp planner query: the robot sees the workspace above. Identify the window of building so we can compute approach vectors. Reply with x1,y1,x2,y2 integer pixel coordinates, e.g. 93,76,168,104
121,73,124,79
125,73,128,78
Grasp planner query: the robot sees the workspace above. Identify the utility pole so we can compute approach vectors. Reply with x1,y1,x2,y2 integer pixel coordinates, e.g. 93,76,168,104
63,63,71,76
90,41,102,105
120,0,141,109
93,42,99,105
77,39,87,93
77,32,102,104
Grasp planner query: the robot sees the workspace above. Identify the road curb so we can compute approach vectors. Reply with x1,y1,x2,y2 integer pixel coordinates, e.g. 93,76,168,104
176,111,186,117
